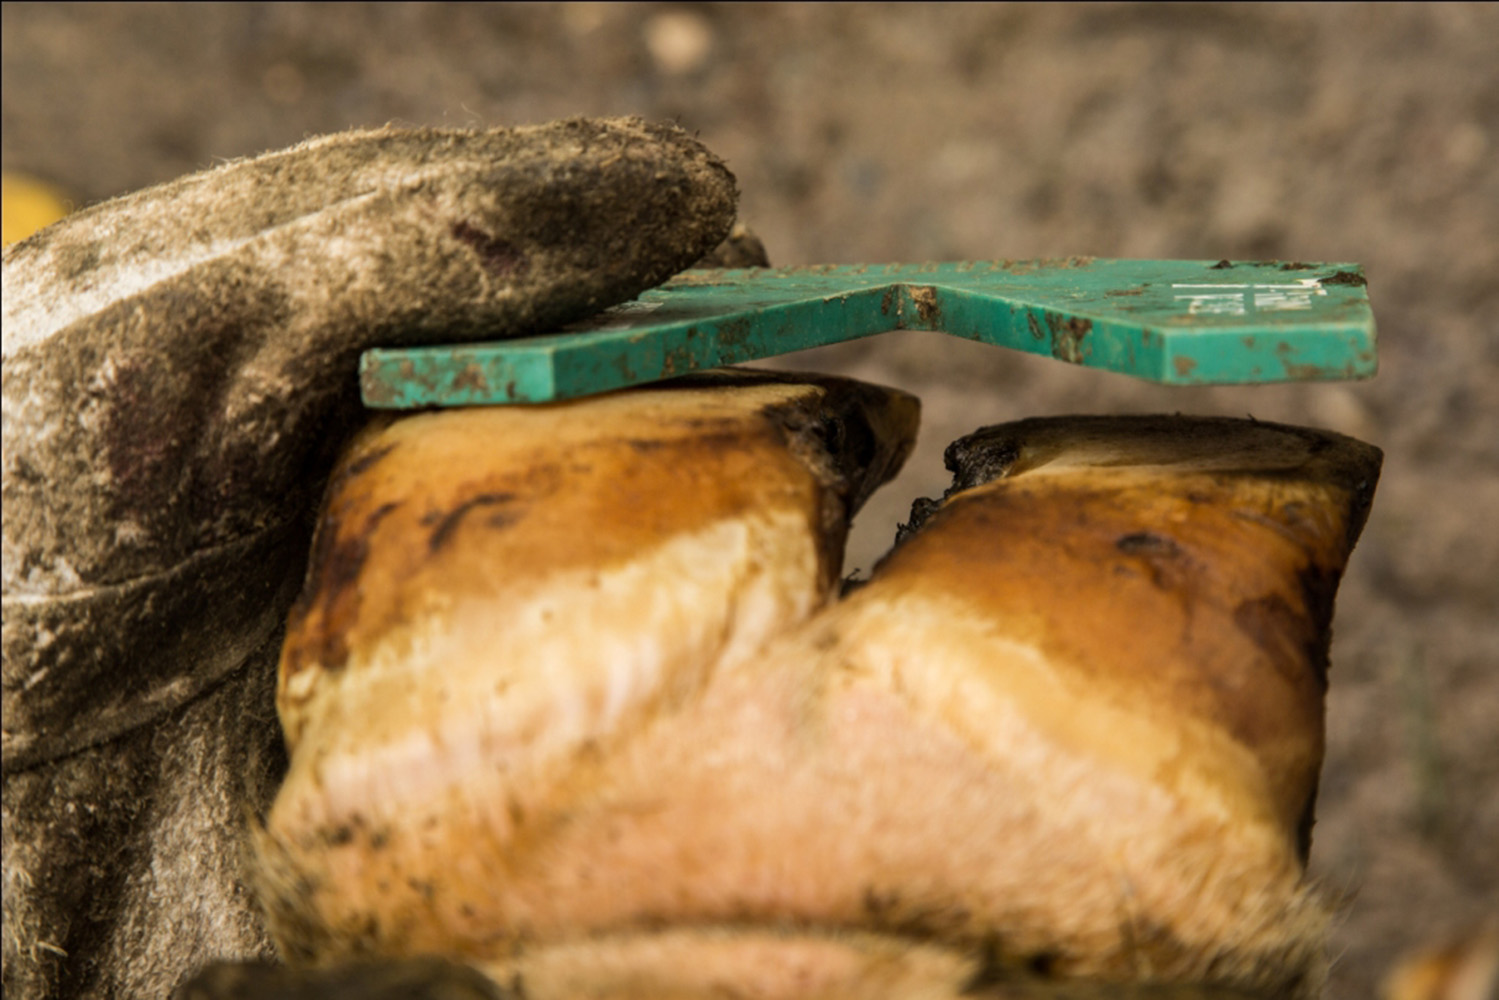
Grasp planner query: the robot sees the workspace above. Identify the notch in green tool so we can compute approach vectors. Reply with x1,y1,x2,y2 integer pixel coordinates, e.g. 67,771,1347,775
360,258,1376,409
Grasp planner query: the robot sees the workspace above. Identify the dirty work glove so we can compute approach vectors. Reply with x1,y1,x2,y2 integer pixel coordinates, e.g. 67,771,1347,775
0,117,736,1000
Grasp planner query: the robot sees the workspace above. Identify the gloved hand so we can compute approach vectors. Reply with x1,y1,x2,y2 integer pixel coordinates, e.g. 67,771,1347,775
1,117,737,1000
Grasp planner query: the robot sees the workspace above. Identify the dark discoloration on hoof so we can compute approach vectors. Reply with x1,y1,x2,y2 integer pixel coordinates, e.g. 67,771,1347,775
427,493,523,554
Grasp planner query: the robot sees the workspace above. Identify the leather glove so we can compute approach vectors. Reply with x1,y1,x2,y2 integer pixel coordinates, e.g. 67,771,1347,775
1,117,736,1000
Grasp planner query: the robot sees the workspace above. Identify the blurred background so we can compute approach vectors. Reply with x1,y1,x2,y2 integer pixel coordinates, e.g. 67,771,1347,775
3,4,1495,998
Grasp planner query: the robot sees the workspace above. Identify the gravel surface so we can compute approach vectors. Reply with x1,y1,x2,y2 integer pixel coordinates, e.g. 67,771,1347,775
4,5,1495,998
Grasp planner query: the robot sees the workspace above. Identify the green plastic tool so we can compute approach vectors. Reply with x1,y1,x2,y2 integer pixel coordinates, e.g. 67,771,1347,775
360,258,1375,408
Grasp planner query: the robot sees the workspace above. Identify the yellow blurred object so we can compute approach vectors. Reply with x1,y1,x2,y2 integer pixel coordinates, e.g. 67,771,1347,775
1384,919,1499,1000
3,172,71,246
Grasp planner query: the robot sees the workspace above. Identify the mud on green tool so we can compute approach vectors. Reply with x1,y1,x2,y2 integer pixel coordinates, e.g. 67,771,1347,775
360,258,1375,408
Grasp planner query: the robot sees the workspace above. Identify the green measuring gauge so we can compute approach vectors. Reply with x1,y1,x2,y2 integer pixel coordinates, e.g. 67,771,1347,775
360,258,1375,409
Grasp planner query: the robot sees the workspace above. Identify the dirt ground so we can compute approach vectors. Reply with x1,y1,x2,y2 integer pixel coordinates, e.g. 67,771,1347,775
3,4,1495,998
